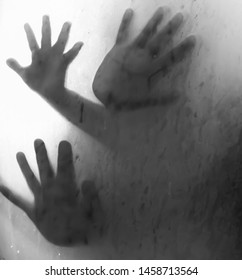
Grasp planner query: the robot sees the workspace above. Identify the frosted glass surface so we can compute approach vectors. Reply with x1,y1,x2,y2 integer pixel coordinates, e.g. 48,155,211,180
0,0,242,259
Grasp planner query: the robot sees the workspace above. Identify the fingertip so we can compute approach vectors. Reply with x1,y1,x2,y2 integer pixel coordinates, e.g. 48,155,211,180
159,6,171,17
59,140,71,147
175,12,184,23
76,41,84,50
190,34,197,43
24,23,30,31
179,35,196,51
58,140,72,154
186,34,197,47
6,58,14,67
156,6,165,15
43,15,50,22
74,43,83,54
6,58,23,75
63,21,71,31
123,8,134,22
64,42,83,63
34,138,44,149
16,152,25,163
155,7,165,23
125,8,134,16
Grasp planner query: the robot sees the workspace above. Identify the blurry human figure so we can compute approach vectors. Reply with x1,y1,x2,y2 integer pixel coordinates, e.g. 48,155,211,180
0,140,102,246
1,7,196,247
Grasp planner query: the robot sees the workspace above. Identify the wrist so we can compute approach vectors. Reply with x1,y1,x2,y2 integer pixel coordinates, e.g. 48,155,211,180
42,85,66,104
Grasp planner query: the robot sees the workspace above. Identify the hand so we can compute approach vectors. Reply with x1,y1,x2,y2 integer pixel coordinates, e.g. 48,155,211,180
93,8,196,110
0,140,101,246
6,16,83,99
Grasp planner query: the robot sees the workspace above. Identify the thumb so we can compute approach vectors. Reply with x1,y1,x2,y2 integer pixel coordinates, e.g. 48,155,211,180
0,184,33,218
6,58,25,78
64,42,83,65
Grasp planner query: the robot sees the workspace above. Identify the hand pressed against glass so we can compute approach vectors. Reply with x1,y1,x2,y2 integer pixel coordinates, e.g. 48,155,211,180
7,16,83,99
0,140,100,245
93,8,196,109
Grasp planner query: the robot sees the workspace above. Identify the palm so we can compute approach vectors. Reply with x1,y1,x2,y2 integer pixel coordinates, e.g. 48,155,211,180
24,50,65,94
33,166,85,245
108,45,153,74
94,45,153,107
7,16,83,98
93,8,196,109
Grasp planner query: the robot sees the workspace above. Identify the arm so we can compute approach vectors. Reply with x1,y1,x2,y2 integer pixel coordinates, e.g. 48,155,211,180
42,87,108,138
0,139,103,246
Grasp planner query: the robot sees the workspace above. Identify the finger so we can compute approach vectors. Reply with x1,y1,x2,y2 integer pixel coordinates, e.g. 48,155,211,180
151,35,196,75
6,58,25,78
54,22,71,53
64,42,83,64
41,15,51,50
16,152,40,197
134,7,164,48
57,141,74,179
34,139,54,186
116,9,134,44
24,23,39,52
0,185,33,217
149,13,184,56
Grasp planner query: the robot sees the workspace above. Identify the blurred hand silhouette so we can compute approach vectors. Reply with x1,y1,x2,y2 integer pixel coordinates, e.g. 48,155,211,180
6,16,83,100
0,140,101,246
93,8,196,110
6,16,107,140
